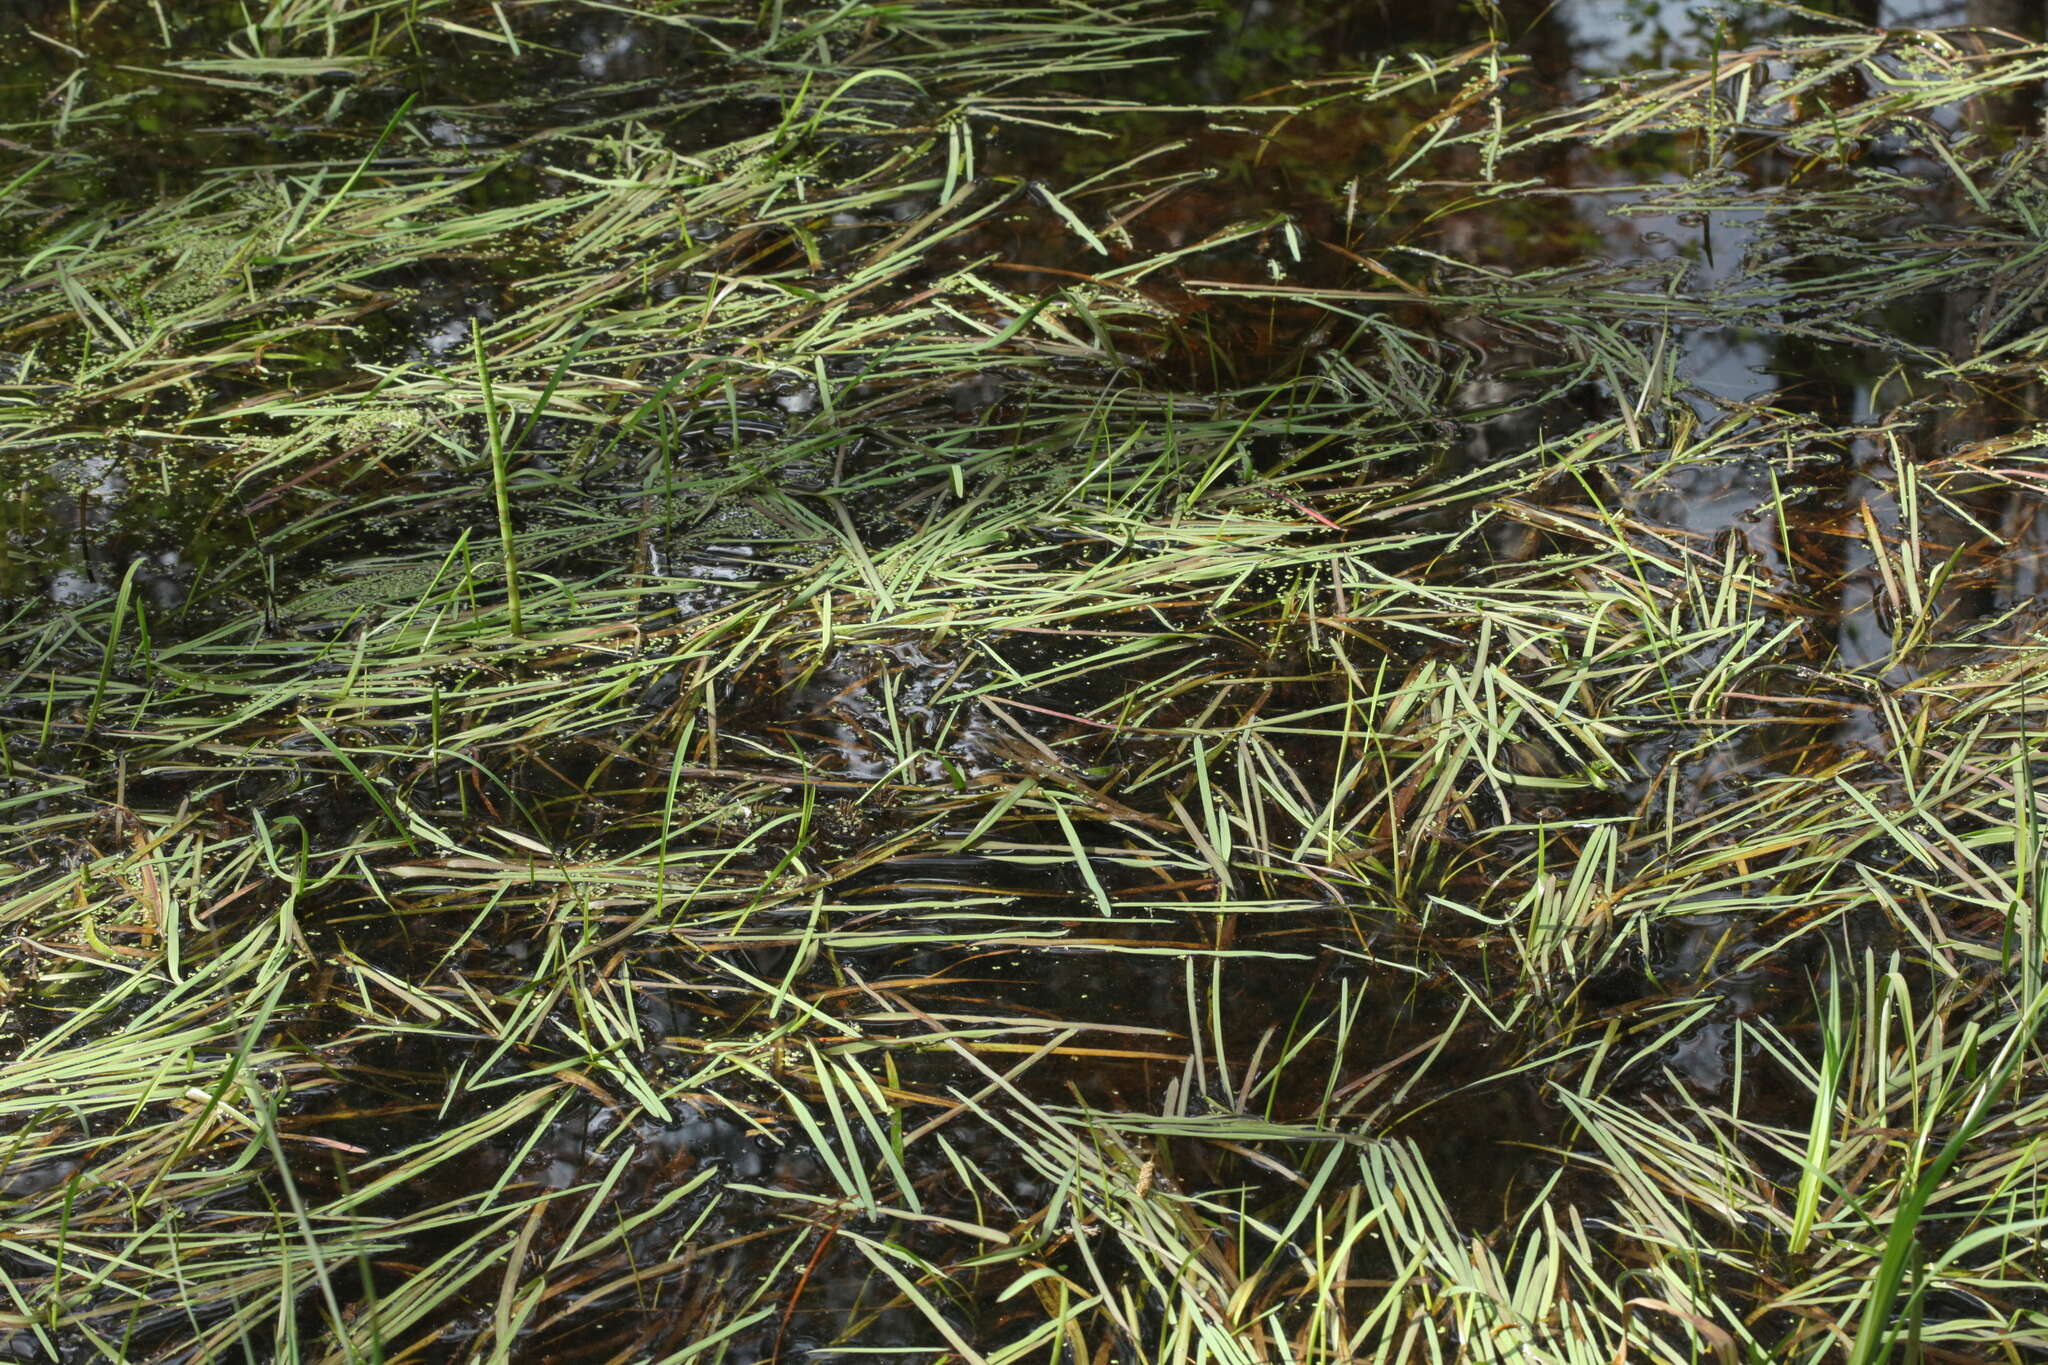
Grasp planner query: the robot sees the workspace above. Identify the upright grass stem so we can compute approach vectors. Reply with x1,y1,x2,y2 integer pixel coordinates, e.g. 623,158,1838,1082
1847,984,2048,1365
472,319,523,637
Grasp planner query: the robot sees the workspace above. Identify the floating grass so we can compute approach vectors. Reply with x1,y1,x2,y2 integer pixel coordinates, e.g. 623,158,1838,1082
474,316,524,639
2,3,2047,1363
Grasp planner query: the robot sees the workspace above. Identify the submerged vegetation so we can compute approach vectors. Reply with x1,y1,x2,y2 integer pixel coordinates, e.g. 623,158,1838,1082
3,0,2048,1360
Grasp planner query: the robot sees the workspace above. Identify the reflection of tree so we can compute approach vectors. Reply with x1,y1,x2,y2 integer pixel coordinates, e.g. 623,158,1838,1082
1961,0,2041,36
1745,29,2048,697
1119,1,1577,102
1920,7,2046,633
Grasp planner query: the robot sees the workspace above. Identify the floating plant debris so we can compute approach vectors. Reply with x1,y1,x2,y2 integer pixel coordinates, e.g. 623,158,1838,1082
2,2,2047,1362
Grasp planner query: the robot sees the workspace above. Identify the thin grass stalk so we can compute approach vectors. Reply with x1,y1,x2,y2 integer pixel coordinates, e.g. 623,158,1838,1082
472,318,523,637
1847,984,2048,1365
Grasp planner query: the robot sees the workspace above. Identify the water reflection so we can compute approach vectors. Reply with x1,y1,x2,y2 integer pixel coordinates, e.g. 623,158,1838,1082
3,4,2047,1361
